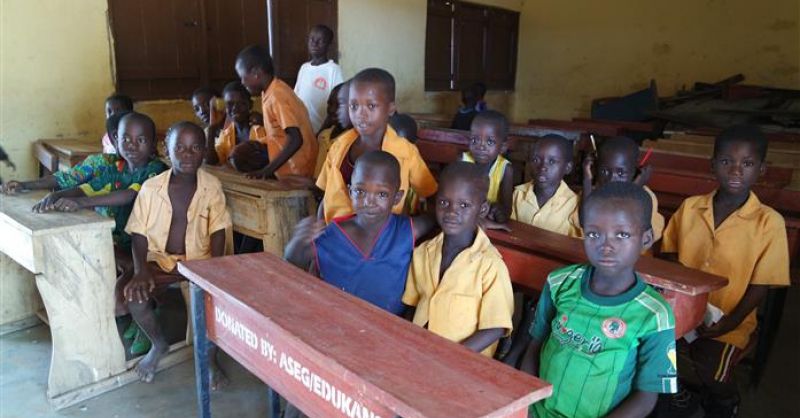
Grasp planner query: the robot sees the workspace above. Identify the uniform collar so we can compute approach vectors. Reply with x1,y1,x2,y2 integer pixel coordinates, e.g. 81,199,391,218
332,126,408,165
155,167,211,204
428,227,494,263
693,190,762,220
519,180,572,209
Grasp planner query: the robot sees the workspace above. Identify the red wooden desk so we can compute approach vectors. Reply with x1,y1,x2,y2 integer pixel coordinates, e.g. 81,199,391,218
178,252,552,418
486,221,728,338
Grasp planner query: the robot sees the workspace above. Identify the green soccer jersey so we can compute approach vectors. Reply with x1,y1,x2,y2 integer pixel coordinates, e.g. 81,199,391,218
530,264,677,418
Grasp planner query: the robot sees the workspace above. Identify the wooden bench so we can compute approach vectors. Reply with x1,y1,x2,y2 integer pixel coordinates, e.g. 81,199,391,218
485,220,728,338
179,252,552,418
34,138,102,175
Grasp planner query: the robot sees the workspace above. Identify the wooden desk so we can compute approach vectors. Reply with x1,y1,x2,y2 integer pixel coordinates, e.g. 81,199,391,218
202,166,316,256
34,138,102,174
179,252,552,418
486,221,728,338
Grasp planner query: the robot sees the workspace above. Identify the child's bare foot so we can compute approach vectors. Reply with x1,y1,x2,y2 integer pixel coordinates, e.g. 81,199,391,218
135,343,169,383
210,359,230,391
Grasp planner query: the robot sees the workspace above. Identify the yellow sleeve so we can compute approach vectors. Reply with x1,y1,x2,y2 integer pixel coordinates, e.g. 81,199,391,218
315,149,332,190
124,185,152,237
478,260,515,336
750,213,790,286
650,193,665,242
401,252,422,307
271,94,303,130
207,184,232,234
660,200,687,254
406,144,438,198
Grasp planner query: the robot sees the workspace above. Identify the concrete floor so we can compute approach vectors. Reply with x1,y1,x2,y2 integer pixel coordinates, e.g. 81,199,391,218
1,287,798,418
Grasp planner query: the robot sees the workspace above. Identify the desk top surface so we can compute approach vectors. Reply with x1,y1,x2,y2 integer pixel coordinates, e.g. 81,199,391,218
487,220,728,296
38,138,101,156
202,165,314,197
179,252,551,418
0,191,114,235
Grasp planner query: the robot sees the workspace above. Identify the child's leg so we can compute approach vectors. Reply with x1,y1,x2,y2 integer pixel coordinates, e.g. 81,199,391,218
679,338,741,417
114,246,134,316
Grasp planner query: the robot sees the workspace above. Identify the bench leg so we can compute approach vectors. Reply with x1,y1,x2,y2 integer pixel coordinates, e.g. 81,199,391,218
191,283,211,418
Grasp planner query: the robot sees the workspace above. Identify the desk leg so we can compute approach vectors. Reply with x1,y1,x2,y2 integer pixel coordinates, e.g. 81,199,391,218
191,283,212,418
0,253,42,334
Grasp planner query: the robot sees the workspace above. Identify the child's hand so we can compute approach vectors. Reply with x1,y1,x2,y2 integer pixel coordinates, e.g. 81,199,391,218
31,191,62,213
53,197,84,212
633,164,652,187
487,204,509,224
478,216,511,232
696,316,736,339
249,112,264,126
124,270,156,304
294,216,327,244
245,167,276,180
0,180,25,195
208,97,225,128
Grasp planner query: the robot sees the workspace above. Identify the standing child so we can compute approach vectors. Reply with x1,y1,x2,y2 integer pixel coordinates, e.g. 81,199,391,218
402,162,514,357
124,121,232,385
462,110,513,222
101,94,134,153
316,68,437,222
206,81,269,171
235,45,318,178
521,182,677,417
294,24,344,134
511,134,579,236
660,125,789,417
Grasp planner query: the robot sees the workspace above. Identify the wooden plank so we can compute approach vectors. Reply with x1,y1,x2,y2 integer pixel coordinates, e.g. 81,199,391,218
179,253,552,418
528,119,623,137
34,141,58,173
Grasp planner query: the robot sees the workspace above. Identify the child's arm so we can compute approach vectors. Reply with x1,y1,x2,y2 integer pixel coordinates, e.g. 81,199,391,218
520,338,543,376
519,282,556,374
1,177,59,194
32,188,82,212
247,127,303,179
462,328,505,353
124,233,155,304
698,284,769,339
283,217,327,270
488,164,514,223
210,229,226,258
50,189,138,213
205,99,226,165
604,391,658,418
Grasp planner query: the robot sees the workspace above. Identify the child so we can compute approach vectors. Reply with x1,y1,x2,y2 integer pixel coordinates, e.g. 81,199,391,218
581,135,665,242
521,182,677,417
314,82,347,176
660,125,789,417
389,113,418,143
450,85,479,131
461,110,513,222
473,82,488,112
207,81,268,170
402,162,514,357
235,44,318,178
511,134,579,236
102,94,134,153
316,68,437,223
123,121,232,385
191,86,221,129
294,24,344,133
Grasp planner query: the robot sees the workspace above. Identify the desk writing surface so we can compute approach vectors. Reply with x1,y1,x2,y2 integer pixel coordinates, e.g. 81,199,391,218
39,138,101,157
179,252,551,418
0,191,114,236
202,165,313,197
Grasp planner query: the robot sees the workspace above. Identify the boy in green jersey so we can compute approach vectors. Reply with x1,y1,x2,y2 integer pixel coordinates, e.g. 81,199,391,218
521,182,677,418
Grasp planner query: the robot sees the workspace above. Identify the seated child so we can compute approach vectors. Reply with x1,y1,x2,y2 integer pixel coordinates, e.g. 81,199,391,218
235,44,318,178
314,82,348,177
316,68,437,222
101,94,134,153
660,125,789,417
207,81,269,170
521,182,677,418
473,81,488,112
123,121,232,385
294,24,344,133
450,85,479,131
389,113,418,143
462,110,513,222
580,135,665,242
402,162,514,357
191,86,221,129
511,134,579,236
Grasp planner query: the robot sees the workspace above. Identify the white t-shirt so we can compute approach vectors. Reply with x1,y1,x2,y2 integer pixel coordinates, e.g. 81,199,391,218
294,60,344,133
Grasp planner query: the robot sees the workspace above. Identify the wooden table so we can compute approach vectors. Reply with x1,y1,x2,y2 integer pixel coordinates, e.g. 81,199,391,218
34,138,102,174
202,166,316,256
486,221,729,338
179,252,552,418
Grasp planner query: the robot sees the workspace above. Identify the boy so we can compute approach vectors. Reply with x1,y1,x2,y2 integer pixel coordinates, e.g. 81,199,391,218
521,182,677,418
316,68,437,223
511,134,579,236
102,94,134,153
294,24,344,133
462,110,513,222
402,162,514,357
206,81,268,170
315,82,347,176
450,85,479,131
235,44,318,179
191,86,221,129
124,121,232,385
660,125,789,417
581,135,665,241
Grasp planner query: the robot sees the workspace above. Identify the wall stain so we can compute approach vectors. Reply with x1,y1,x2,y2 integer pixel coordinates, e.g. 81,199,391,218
769,19,797,30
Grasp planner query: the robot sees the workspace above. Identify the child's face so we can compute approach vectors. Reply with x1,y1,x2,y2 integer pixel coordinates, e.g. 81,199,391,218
597,151,636,186
712,141,764,196
349,81,395,138
224,90,251,125
235,61,267,95
169,127,205,175
105,100,126,119
582,199,652,278
435,178,488,237
326,86,342,121
192,93,212,125
117,119,154,168
337,84,351,127
530,140,572,189
307,29,330,59
349,164,402,223
469,120,506,165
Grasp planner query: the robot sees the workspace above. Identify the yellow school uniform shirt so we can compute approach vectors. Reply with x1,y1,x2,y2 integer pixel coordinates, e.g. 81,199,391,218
511,180,580,236
402,228,514,357
125,168,232,273
462,152,510,204
316,126,438,223
261,78,318,178
314,126,335,177
571,185,665,242
214,123,268,164
661,191,789,349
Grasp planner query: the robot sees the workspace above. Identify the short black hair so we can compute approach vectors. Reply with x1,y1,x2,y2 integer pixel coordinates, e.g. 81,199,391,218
439,161,489,202
714,124,768,162
389,113,418,142
580,182,652,231
191,86,219,100
472,82,487,98
223,80,251,100
236,44,274,75
352,68,395,101
119,112,156,142
166,121,205,149
471,110,509,140
106,110,131,138
106,94,134,111
310,24,334,45
353,150,401,189
598,136,639,169
534,134,573,161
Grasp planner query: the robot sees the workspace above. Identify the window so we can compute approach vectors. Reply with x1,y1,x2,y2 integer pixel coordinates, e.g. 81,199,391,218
424,0,519,92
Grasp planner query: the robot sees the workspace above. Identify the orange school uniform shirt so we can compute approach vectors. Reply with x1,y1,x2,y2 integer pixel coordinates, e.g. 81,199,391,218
214,123,268,164
661,191,790,349
315,126,438,223
261,78,318,178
